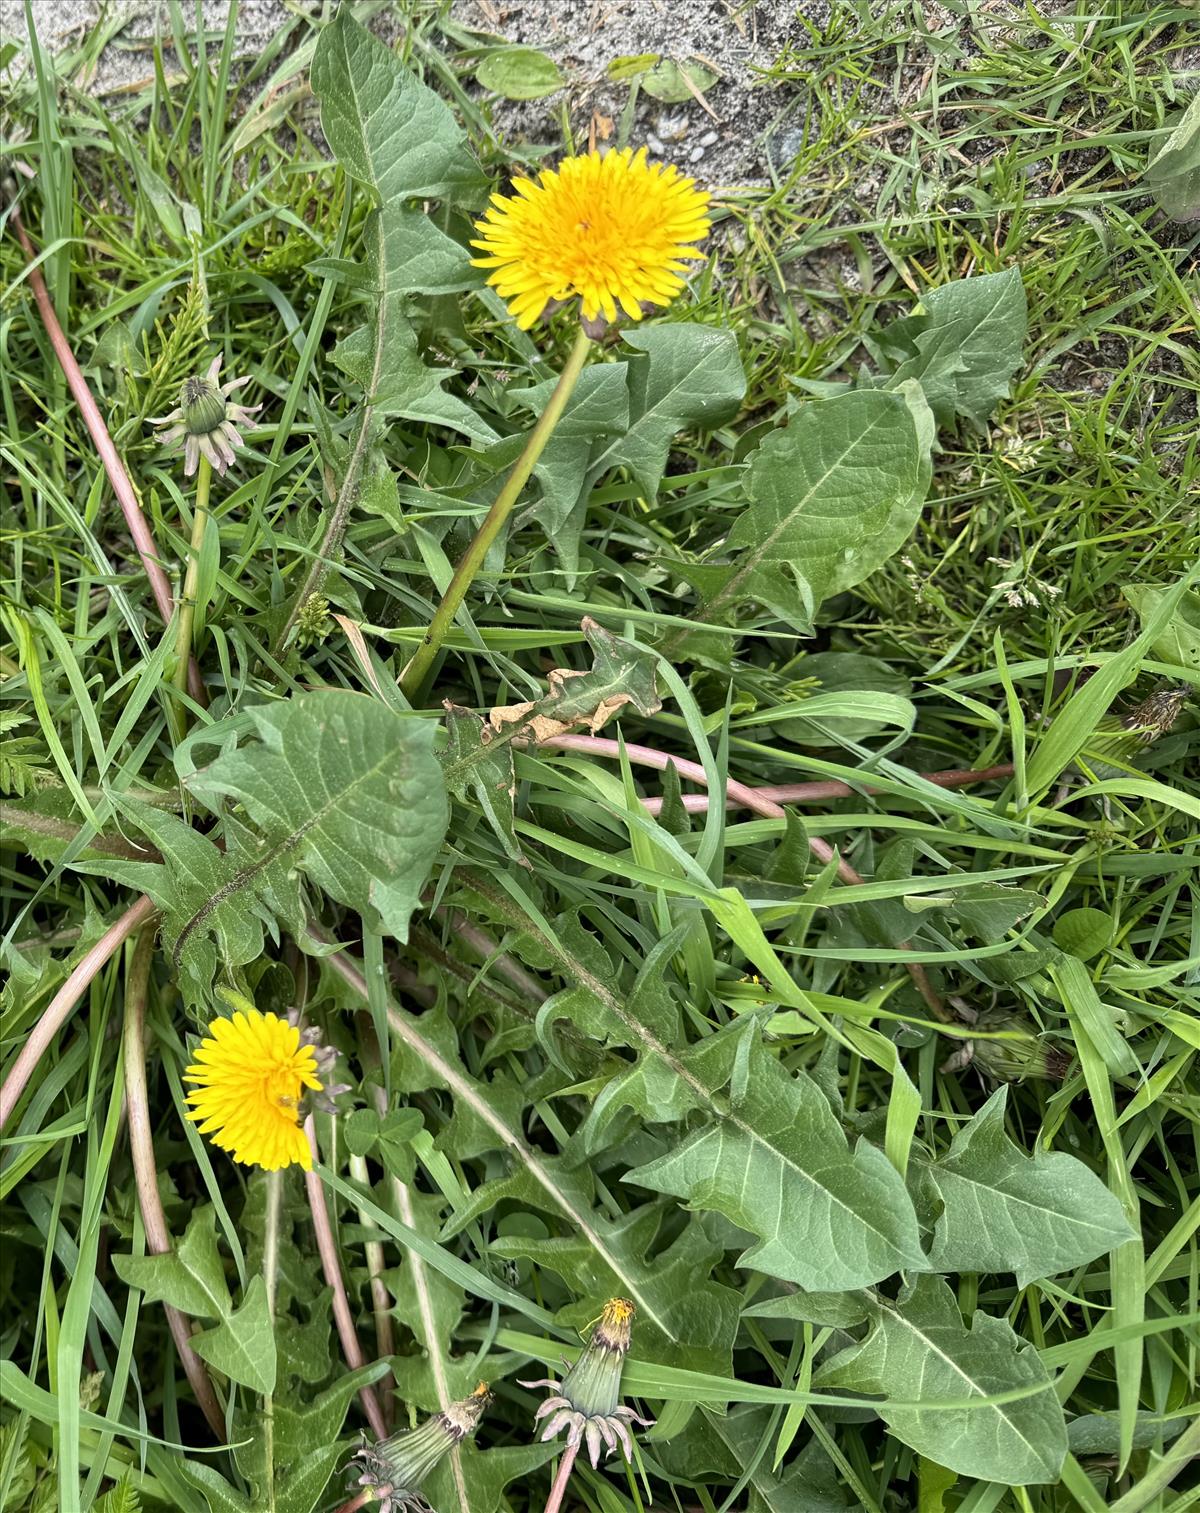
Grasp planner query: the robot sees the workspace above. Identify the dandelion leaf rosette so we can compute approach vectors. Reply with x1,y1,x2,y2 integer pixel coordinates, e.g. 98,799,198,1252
311,11,482,203
695,385,931,631
489,1205,743,1379
312,9,493,447
874,268,1028,429
590,324,747,501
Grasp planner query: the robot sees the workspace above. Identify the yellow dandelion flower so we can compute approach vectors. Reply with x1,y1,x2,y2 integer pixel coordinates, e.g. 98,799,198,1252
184,1009,322,1171
471,147,711,330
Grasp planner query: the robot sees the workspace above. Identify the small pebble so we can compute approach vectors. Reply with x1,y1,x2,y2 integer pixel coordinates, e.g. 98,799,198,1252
768,125,806,171
646,134,665,156
699,129,718,147
689,145,706,164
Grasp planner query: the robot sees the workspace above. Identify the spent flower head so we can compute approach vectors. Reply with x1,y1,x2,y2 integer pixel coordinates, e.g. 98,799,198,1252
183,1007,322,1171
150,355,260,477
942,1013,1071,1083
471,147,710,332
522,1298,652,1468
351,1384,490,1513
1074,682,1191,784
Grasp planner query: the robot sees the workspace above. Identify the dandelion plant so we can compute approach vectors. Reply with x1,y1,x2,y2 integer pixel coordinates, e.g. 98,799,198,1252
3,5,1198,1513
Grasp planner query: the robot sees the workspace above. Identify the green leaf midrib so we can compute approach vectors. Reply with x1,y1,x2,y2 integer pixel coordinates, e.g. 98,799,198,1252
705,405,894,618
872,1295,1057,1471
589,342,726,477
468,872,917,1267
174,729,399,968
932,1158,1130,1235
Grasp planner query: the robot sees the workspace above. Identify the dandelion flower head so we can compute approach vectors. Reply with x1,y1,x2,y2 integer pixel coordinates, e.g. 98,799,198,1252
471,147,710,329
184,1008,322,1171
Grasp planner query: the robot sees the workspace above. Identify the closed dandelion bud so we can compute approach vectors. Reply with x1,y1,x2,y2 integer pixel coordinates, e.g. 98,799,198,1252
521,1298,653,1468
149,355,261,478
351,1384,490,1513
949,1014,1071,1083
181,373,227,435
1076,683,1189,782
561,1297,631,1419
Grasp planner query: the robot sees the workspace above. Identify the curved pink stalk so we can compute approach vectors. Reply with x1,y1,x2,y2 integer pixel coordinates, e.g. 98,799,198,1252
539,734,1012,816
542,1441,580,1513
645,762,1016,813
8,205,205,704
538,732,961,1020
123,927,225,1437
539,732,857,879
538,733,785,819
0,893,158,1131
303,1118,388,1441
441,911,549,1003
332,1493,373,1513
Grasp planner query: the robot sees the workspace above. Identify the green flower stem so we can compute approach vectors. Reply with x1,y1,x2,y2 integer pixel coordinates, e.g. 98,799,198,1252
172,452,213,708
400,327,593,703
349,1150,396,1428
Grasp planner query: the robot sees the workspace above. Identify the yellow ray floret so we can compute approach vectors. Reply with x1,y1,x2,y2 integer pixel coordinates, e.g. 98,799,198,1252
471,147,711,329
183,1009,322,1171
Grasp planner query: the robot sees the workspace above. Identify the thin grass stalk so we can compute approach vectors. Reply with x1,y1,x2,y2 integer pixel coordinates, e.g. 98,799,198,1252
1107,1416,1200,1513
122,925,225,1438
363,1066,469,1513
323,947,680,1325
271,400,376,658
537,734,1001,1022
438,912,550,1004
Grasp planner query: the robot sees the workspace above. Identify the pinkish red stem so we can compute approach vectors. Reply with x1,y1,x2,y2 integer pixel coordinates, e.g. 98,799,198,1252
440,911,549,1003
8,204,205,705
542,1441,580,1513
123,926,225,1437
332,1493,373,1513
538,732,985,1023
538,733,788,822
0,892,158,1131
650,763,1017,812
303,1118,388,1441
539,734,1013,816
